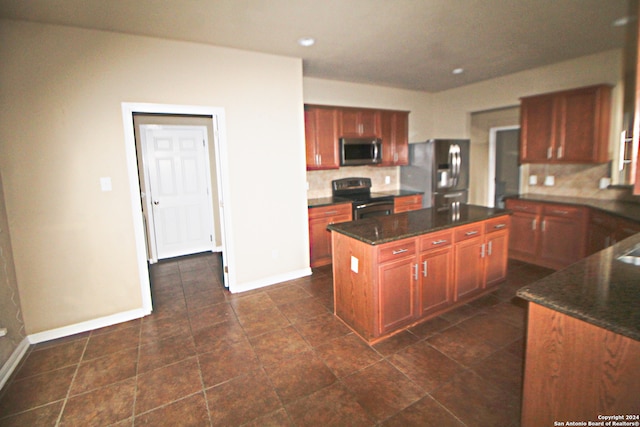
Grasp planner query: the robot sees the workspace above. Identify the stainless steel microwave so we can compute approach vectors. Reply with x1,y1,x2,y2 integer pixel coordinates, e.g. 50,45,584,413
340,137,383,166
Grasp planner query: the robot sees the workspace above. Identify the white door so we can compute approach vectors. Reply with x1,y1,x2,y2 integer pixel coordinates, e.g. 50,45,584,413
141,125,215,260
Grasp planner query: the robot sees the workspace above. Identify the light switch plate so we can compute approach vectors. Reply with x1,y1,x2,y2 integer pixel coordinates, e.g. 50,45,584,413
100,177,112,192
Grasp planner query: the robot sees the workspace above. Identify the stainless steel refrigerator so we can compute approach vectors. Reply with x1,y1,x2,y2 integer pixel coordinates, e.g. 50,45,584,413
400,139,470,211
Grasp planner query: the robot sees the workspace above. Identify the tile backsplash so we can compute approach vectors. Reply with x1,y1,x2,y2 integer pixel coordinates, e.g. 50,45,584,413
524,163,639,202
307,166,399,198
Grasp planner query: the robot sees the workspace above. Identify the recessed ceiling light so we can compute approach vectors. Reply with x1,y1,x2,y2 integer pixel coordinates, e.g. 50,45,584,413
297,37,315,47
452,68,464,75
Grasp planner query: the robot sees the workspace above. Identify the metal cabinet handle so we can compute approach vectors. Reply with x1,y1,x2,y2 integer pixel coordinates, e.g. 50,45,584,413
551,210,568,215
547,147,553,159
422,260,428,277
392,248,408,255
481,243,486,258
431,239,448,245
465,230,479,236
488,240,493,256
493,223,506,229
532,219,537,230
541,220,546,232
153,200,160,205
557,146,563,159
413,263,419,280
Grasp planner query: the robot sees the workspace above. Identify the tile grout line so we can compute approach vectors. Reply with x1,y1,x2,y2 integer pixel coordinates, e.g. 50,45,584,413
54,333,90,426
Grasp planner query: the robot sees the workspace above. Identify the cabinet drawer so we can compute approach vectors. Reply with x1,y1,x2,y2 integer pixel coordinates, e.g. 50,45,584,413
542,204,584,219
505,199,541,213
308,203,352,219
395,195,422,208
485,216,510,234
378,239,416,263
454,224,484,242
419,230,453,251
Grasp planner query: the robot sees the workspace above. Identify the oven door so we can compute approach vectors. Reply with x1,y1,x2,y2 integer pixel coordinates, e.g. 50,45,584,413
353,201,394,220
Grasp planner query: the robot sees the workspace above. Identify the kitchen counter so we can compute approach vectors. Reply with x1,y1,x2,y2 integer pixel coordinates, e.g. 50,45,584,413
327,204,509,245
518,229,640,424
308,190,423,208
507,193,640,223
517,232,640,341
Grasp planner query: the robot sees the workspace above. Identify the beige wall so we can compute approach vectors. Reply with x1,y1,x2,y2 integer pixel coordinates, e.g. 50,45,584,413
0,174,26,368
0,20,309,334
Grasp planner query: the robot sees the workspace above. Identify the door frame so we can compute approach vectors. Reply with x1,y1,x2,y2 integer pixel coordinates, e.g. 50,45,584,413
140,124,216,263
121,103,233,313
488,125,520,207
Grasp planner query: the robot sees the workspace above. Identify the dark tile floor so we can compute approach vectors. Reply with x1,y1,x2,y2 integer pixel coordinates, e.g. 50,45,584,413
0,253,553,426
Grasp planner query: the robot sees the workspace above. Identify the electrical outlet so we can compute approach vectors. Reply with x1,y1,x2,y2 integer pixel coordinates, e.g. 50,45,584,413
385,176,391,184
544,176,555,186
529,175,538,185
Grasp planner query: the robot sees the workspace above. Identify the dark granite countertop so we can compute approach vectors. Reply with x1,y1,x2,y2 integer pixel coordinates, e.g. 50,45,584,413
517,233,640,341
308,190,423,208
507,194,640,223
327,204,509,245
307,196,352,208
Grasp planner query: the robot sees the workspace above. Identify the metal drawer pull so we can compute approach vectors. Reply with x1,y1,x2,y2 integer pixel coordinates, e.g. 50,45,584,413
413,263,419,280
488,241,493,255
392,248,408,255
493,223,506,229
551,210,569,215
532,219,537,230
422,260,428,277
431,239,448,245
324,210,338,215
465,230,479,236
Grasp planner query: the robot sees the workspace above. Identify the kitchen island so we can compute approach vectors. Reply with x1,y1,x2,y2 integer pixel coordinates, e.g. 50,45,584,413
328,204,510,343
517,233,640,426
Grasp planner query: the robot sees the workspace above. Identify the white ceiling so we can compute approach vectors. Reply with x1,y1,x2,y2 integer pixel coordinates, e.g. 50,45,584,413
0,0,633,92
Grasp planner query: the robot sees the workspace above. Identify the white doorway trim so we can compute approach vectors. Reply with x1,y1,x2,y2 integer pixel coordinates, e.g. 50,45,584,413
488,125,520,207
121,103,233,313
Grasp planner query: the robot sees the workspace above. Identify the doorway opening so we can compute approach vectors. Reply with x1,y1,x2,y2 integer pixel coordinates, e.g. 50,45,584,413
121,103,232,314
489,126,521,208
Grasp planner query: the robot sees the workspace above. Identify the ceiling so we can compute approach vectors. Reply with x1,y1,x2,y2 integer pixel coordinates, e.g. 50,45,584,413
0,0,633,92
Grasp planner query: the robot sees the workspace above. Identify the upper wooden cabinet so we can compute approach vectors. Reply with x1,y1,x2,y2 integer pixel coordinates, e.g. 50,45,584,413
304,104,410,170
380,110,409,166
339,107,380,138
520,84,612,164
305,105,340,170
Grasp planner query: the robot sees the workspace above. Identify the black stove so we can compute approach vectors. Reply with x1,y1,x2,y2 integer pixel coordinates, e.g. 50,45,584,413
332,177,395,220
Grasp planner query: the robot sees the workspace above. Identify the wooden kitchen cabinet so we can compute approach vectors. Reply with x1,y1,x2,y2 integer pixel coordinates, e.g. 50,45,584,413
484,216,510,287
506,199,587,270
308,203,352,267
454,223,485,300
520,84,612,164
537,204,587,268
304,105,340,170
587,211,640,255
380,110,409,166
331,214,510,342
339,107,380,138
418,231,453,316
378,239,417,334
393,194,423,213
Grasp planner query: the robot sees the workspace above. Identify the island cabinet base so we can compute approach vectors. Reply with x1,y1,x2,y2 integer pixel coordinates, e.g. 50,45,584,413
521,303,640,427
331,214,510,344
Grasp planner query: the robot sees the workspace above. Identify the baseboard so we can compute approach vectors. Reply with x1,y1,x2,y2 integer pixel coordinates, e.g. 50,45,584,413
230,267,312,294
0,337,30,391
27,307,150,345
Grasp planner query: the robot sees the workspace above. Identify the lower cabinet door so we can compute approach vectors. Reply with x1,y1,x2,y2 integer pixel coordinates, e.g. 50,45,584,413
485,230,509,287
419,248,452,316
378,257,416,334
454,237,484,300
